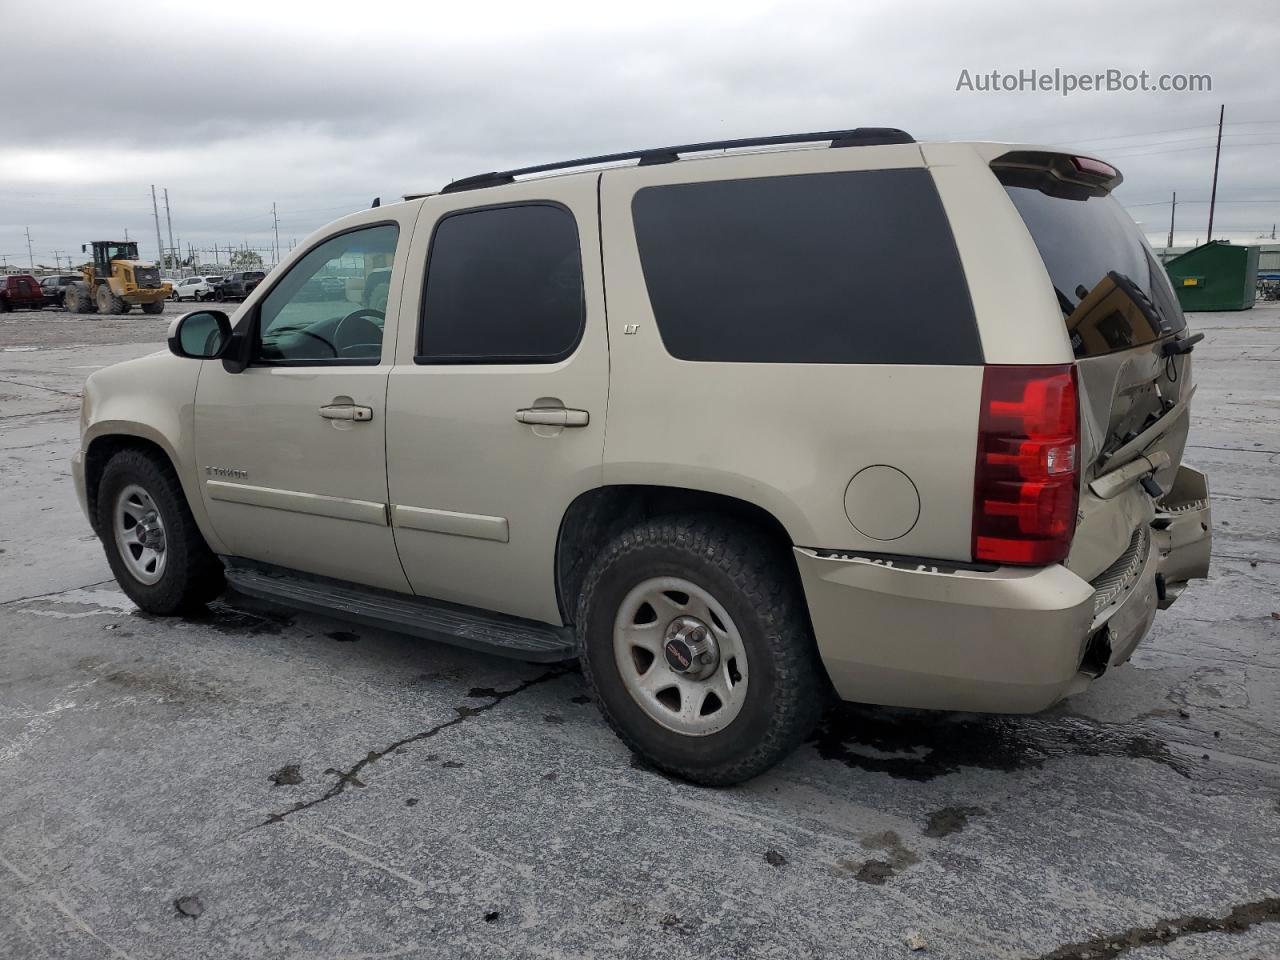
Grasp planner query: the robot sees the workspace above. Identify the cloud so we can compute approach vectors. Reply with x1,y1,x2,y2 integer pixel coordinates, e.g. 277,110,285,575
2,0,1278,266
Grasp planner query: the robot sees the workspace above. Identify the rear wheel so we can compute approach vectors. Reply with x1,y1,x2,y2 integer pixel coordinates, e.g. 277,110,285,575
578,516,827,785
65,284,95,314
96,449,224,614
141,300,165,315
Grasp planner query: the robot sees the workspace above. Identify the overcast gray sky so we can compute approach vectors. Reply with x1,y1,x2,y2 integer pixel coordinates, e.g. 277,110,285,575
3,0,1278,270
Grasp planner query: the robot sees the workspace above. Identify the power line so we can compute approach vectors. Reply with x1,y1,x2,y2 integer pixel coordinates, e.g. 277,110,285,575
1104,139,1280,161
1052,118,1280,147
1095,131,1280,155
1125,197,1280,208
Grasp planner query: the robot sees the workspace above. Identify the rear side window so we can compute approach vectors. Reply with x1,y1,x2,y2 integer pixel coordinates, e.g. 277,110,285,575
417,203,584,364
999,171,1186,358
630,169,981,364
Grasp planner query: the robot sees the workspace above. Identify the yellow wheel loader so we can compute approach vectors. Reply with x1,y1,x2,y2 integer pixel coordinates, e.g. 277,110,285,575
65,241,172,316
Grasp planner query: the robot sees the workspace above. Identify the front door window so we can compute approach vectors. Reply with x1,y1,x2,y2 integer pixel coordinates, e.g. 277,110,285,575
254,224,399,364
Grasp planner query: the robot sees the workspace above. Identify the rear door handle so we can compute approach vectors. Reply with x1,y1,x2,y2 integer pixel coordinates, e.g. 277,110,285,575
515,407,589,427
319,403,373,422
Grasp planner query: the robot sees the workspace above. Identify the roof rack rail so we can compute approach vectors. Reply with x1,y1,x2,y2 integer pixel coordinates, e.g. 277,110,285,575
440,127,915,194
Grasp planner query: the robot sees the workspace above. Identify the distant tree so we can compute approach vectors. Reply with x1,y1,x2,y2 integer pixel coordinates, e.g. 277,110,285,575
230,249,264,268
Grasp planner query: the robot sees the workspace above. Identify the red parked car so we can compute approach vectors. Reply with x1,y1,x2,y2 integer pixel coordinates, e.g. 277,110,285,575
0,274,44,311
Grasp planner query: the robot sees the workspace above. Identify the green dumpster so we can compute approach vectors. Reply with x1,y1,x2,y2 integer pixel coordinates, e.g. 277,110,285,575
1164,241,1258,312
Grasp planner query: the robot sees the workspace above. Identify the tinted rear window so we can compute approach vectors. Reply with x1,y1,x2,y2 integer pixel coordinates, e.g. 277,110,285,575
999,173,1186,358
631,169,981,364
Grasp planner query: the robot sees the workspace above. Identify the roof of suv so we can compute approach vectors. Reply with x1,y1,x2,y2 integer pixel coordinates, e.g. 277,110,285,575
406,129,1120,201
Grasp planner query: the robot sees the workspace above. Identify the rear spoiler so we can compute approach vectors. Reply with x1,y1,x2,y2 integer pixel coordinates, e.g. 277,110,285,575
990,150,1123,199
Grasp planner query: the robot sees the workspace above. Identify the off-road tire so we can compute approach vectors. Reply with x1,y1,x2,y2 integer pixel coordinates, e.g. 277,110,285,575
141,300,165,315
97,449,224,615
578,515,828,786
0,297,9,313
65,284,95,314
96,285,128,315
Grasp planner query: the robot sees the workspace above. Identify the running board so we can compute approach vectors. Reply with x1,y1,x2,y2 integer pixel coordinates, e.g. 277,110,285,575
222,561,576,663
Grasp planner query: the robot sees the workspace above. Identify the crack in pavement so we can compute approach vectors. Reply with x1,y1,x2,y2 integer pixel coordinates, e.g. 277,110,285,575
0,377,82,398
258,666,570,827
1,579,114,607
1031,896,1280,959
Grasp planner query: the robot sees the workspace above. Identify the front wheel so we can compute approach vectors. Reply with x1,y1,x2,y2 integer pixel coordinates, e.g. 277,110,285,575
578,517,827,786
141,300,165,315
97,449,224,614
96,285,128,314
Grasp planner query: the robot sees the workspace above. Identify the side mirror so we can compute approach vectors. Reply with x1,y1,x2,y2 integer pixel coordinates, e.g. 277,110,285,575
168,310,231,360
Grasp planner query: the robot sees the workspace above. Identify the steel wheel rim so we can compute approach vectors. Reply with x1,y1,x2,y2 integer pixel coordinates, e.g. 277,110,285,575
613,576,749,736
113,484,167,585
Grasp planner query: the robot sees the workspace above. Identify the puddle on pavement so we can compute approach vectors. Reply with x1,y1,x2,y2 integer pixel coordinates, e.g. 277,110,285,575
837,830,920,884
78,655,230,704
810,705,1194,781
923,805,987,837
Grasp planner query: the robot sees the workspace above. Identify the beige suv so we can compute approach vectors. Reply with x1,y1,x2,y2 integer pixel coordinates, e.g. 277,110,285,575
73,129,1212,785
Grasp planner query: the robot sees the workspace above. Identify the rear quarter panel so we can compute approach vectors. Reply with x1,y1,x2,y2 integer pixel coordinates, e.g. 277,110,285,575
599,146,984,561
921,142,1076,365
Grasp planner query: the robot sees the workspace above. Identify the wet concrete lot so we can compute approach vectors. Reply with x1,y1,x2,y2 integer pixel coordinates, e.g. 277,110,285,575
2,302,1278,959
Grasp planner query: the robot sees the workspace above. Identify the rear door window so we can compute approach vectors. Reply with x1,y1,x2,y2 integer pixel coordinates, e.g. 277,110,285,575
630,169,982,364
416,203,584,364
999,172,1186,358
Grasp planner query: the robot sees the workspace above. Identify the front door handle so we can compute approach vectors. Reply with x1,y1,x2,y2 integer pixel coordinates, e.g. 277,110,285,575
515,407,589,428
319,403,373,422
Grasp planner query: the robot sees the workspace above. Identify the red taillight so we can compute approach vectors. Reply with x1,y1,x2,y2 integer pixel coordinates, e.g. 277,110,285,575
973,364,1079,566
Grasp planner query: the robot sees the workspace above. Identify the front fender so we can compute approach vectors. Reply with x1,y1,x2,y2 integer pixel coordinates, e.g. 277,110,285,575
81,352,229,555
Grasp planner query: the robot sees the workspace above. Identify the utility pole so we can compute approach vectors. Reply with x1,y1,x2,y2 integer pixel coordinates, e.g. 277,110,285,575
272,202,281,267
52,250,65,271
1167,192,1176,251
151,185,165,268
163,188,176,272
24,227,34,269
124,227,129,241
1207,104,1224,242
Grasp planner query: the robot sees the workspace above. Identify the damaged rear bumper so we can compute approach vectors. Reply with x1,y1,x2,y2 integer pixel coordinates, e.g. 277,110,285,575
795,465,1212,714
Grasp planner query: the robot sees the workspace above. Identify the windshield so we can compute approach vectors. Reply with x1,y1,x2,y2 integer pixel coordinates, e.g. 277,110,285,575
104,243,138,262
1000,175,1186,358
